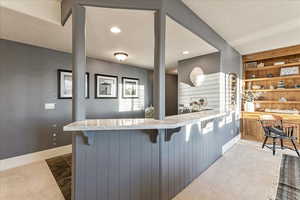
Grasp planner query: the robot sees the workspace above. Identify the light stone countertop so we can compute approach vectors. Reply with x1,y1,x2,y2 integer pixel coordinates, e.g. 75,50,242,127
63,110,226,132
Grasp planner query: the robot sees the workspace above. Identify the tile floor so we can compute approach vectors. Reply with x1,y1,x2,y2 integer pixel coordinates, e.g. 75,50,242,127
0,140,297,200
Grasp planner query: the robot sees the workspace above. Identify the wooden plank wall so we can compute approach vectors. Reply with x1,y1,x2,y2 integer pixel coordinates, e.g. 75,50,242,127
73,113,239,200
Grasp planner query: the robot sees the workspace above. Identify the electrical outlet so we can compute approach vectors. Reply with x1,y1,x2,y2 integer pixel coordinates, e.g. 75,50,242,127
45,103,56,110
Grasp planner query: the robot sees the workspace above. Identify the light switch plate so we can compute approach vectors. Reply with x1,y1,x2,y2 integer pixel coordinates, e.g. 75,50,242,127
45,103,56,110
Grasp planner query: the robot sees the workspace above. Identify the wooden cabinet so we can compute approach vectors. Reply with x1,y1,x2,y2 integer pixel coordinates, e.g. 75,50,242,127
242,116,263,141
241,112,300,147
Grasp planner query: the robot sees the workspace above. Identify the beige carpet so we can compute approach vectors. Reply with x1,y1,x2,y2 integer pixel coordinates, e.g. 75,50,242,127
0,140,296,200
174,140,297,200
0,161,64,200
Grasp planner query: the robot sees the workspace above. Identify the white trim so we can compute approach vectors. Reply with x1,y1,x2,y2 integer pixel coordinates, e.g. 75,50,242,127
0,145,72,172
222,134,241,155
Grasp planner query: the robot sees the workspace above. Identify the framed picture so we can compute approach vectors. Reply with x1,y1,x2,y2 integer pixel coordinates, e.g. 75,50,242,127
122,77,139,98
95,74,118,99
280,66,299,76
58,69,90,99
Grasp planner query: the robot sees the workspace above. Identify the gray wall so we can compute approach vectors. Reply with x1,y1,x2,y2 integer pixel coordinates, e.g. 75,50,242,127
165,74,178,116
178,52,220,85
0,39,153,159
147,71,178,116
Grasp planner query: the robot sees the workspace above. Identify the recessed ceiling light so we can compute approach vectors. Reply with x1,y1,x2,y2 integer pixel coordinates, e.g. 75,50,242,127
182,51,190,55
114,52,128,61
110,26,121,34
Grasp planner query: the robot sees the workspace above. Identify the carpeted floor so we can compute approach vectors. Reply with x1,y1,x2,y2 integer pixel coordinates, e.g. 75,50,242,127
46,154,72,200
276,154,300,200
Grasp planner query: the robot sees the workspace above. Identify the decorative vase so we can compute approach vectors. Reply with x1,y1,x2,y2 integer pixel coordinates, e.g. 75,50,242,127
245,102,255,112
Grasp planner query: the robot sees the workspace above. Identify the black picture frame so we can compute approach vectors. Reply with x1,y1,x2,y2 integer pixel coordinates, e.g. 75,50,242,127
57,69,90,99
122,77,139,99
95,74,118,99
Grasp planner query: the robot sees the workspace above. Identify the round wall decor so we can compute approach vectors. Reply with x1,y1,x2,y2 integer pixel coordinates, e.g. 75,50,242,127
190,66,204,87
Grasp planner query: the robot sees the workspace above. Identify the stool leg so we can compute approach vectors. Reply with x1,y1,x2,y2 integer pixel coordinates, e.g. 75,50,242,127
291,139,300,157
273,138,276,156
262,136,268,149
280,139,284,149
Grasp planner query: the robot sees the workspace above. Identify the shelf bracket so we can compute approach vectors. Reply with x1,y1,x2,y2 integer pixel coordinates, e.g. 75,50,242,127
165,127,182,142
143,129,159,143
82,131,95,145
201,119,215,129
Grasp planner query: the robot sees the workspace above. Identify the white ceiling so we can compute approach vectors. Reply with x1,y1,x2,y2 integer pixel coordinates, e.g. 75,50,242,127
183,0,300,54
0,2,217,72
2,0,299,70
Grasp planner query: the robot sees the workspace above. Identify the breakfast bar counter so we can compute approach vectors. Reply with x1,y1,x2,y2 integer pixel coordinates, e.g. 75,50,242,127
64,110,225,131
64,110,239,200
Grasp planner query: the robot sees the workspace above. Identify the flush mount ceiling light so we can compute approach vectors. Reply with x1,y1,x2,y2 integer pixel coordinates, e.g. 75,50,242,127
114,52,128,61
182,51,190,55
110,26,121,34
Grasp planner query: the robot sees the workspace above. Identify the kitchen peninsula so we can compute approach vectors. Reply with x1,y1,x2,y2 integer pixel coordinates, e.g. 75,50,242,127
65,1,241,200
64,110,238,200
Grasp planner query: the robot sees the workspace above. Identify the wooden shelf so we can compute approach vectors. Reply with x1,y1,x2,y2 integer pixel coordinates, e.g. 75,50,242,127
244,75,300,82
245,62,300,72
254,101,300,104
248,88,300,92
242,111,300,119
242,45,300,62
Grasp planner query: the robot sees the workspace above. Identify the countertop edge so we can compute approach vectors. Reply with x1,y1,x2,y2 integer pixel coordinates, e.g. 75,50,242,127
63,111,227,132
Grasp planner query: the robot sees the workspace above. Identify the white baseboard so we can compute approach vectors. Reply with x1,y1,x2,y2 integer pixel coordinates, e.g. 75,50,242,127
222,134,241,155
0,145,72,172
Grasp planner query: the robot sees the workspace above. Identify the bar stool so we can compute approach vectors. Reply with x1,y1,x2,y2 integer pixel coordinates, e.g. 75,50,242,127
259,115,300,157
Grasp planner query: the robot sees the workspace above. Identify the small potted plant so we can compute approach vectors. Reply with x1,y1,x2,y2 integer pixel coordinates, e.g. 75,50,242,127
242,90,261,112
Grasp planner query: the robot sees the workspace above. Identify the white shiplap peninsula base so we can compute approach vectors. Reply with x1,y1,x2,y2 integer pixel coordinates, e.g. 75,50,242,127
64,111,238,200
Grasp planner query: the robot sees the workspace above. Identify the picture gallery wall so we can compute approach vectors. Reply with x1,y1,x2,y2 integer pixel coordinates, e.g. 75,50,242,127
0,39,152,159
58,70,140,99
0,39,177,159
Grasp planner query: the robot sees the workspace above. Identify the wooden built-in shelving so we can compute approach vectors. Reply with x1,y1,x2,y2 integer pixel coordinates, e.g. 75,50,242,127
249,88,300,92
245,62,300,72
242,45,300,148
245,75,300,82
254,101,300,104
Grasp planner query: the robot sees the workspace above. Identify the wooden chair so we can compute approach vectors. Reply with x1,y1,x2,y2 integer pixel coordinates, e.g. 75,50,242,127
259,115,300,157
